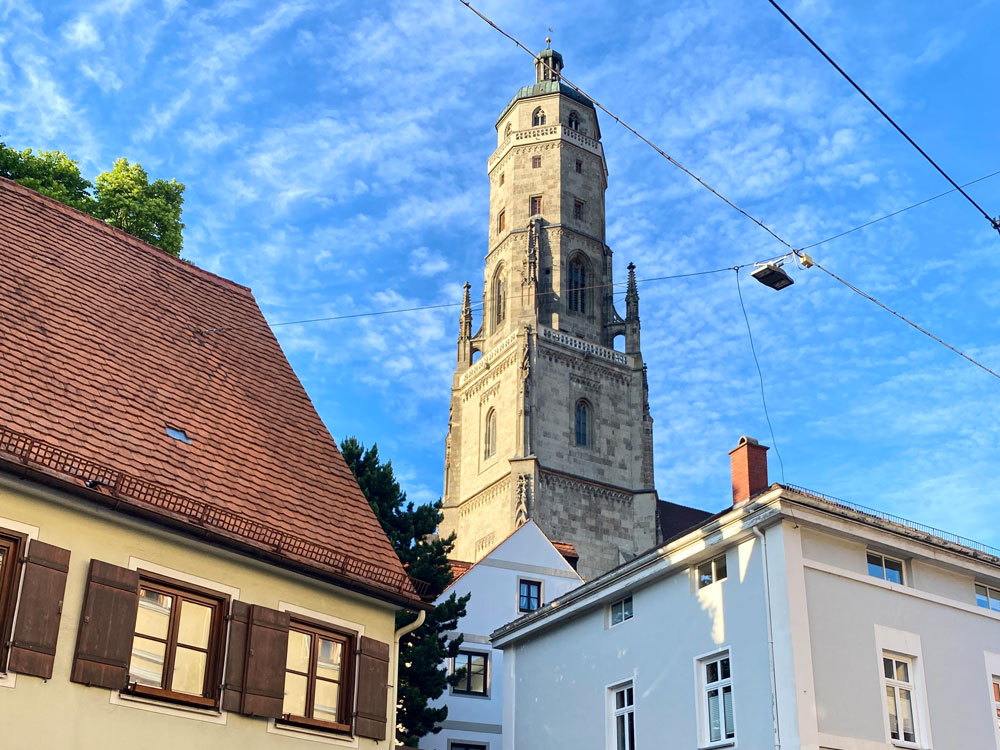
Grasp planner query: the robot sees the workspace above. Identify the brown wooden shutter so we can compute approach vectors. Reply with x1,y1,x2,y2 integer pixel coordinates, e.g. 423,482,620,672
7,539,71,679
355,636,391,740
70,560,139,689
222,600,250,712
223,602,289,718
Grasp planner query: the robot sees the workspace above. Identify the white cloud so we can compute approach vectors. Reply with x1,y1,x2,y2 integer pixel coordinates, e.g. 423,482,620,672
62,15,101,49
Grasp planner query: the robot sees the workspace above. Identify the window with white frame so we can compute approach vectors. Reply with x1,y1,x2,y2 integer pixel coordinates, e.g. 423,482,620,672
697,554,727,589
610,596,633,626
610,682,634,750
882,653,918,745
867,552,904,584
976,583,1000,611
450,743,488,750
700,652,735,744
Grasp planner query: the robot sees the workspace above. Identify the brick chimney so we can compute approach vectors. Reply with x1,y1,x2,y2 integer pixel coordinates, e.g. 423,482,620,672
729,436,769,505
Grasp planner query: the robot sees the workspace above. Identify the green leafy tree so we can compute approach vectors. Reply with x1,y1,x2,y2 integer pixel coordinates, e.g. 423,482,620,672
93,158,185,257
340,437,470,748
0,142,185,256
0,142,95,212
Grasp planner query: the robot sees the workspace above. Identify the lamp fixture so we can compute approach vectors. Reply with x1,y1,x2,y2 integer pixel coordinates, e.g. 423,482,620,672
751,261,794,290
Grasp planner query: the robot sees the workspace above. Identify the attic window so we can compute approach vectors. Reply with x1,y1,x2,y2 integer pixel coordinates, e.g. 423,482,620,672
165,426,192,444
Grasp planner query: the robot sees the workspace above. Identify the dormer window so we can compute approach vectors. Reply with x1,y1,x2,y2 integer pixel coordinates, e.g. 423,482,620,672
532,108,546,127
568,111,580,131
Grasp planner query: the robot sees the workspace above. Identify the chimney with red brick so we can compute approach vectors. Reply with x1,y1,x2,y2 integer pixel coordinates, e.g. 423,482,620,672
729,436,770,504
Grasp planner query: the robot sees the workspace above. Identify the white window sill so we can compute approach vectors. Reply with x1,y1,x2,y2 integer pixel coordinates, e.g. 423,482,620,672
109,689,227,725
267,719,359,746
699,742,735,750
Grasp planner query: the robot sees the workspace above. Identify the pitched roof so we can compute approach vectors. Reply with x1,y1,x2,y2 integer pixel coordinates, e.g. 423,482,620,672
0,178,420,606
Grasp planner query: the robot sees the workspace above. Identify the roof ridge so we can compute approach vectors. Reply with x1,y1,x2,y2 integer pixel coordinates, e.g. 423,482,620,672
0,177,252,296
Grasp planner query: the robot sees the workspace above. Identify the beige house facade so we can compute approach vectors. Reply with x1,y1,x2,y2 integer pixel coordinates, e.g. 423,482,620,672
0,177,428,748
439,48,660,581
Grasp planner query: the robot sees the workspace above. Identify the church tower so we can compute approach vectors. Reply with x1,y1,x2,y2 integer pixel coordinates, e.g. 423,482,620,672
439,47,657,580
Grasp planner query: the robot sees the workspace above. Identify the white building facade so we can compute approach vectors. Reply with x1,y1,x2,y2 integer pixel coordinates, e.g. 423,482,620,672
426,521,583,750
492,438,1000,750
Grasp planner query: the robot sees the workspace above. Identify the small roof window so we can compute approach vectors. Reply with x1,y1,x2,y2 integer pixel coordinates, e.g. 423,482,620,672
165,426,192,444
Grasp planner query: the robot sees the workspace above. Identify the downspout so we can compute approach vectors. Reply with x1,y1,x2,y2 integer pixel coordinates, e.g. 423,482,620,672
389,610,426,744
753,526,782,750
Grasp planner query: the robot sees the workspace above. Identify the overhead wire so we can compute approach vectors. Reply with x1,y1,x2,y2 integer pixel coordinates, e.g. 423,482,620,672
456,0,795,251
794,252,1000,382
735,268,785,482
798,168,1000,251
766,0,1000,234
198,265,741,334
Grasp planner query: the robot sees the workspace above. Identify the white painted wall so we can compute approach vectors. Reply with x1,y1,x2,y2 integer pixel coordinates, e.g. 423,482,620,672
495,501,1000,750
499,533,780,750
424,521,582,750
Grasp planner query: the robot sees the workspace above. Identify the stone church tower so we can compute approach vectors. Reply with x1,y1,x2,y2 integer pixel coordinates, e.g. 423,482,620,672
438,47,658,580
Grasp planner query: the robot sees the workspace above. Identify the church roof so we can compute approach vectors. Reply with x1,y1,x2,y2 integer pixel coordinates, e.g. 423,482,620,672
0,177,423,607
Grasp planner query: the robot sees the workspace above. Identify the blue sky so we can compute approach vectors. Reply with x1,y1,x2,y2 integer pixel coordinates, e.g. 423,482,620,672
3,0,999,547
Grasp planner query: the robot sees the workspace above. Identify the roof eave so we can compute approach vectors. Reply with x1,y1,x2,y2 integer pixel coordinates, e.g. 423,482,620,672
0,457,431,611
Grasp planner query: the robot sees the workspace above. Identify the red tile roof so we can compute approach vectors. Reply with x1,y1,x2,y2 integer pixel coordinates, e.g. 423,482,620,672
447,560,474,586
0,178,420,605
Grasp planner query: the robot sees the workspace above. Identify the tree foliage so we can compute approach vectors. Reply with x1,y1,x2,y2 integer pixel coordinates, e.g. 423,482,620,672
93,158,185,257
0,142,185,256
340,437,470,748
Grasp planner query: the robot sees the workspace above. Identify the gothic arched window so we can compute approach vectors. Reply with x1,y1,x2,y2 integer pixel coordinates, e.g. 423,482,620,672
568,111,580,131
568,255,587,314
492,265,507,330
575,400,590,446
532,107,546,127
484,408,497,459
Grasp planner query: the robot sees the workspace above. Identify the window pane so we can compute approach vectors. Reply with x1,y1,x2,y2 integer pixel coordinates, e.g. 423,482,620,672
698,562,714,588
316,637,342,681
976,584,989,608
867,553,885,579
623,597,633,620
314,679,340,722
883,658,894,679
616,714,626,750
720,657,730,680
286,630,311,673
708,688,721,741
611,602,623,625
170,646,207,695
884,558,903,584
177,600,212,648
130,636,166,687
895,660,909,683
136,589,172,639
626,687,633,706
899,688,915,742
715,554,727,581
991,591,1000,612
993,679,999,703
706,661,719,684
886,686,899,739
627,711,635,750
616,688,625,710
723,685,735,738
283,672,308,717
